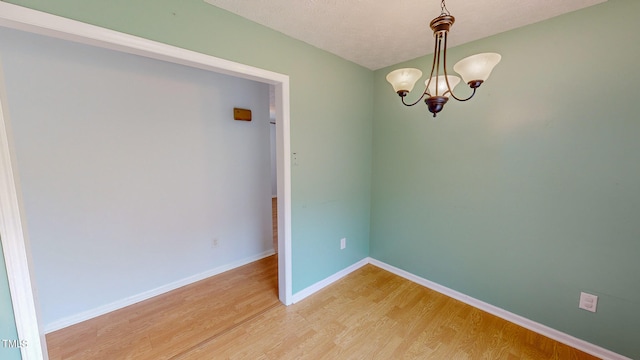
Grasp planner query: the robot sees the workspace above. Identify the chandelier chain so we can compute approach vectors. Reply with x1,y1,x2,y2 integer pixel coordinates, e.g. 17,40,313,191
440,0,450,16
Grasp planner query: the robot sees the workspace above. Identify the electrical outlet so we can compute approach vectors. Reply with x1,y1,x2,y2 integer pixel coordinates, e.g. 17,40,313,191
340,238,346,250
212,238,219,249
579,292,598,312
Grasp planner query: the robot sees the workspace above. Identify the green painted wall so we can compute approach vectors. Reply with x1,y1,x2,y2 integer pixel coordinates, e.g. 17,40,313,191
371,0,639,358
2,0,372,322
0,242,21,360
3,0,639,358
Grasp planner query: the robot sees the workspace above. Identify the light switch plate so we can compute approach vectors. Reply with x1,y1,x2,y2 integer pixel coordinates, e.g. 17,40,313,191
579,292,598,312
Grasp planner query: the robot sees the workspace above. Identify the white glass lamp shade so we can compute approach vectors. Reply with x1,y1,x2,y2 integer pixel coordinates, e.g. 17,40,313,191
426,75,461,97
453,52,501,84
386,68,422,94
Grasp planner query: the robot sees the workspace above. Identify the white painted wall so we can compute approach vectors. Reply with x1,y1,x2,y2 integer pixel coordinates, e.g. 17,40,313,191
0,27,273,328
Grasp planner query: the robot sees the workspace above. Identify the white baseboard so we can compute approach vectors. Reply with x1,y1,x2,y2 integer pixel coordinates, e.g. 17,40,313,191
44,250,276,333
291,258,369,303
43,254,631,360
368,258,631,360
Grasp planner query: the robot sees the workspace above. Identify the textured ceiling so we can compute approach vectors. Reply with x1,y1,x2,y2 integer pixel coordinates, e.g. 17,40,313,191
204,0,606,70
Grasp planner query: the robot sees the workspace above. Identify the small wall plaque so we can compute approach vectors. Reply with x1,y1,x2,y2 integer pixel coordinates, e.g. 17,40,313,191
233,108,252,121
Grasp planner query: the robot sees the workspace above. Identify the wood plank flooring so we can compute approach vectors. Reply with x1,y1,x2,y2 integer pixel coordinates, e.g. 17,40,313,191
46,256,279,360
46,255,600,359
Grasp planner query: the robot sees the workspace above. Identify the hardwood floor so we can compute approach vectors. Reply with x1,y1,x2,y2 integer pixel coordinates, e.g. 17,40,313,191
46,256,279,360
46,256,600,359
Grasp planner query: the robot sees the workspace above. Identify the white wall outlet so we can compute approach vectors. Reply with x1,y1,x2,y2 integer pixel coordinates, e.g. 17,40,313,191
340,237,346,250
212,238,220,249
579,292,598,312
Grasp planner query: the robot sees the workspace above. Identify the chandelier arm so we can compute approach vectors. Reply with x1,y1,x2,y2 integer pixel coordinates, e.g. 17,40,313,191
441,31,454,97
449,87,477,102
440,30,476,102
401,31,443,107
441,31,449,74
424,30,441,97
434,34,443,96
400,92,428,106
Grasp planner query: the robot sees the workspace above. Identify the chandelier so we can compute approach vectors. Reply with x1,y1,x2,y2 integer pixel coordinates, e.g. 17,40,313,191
386,0,501,117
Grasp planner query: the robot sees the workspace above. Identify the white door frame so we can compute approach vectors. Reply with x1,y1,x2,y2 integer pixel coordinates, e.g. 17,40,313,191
0,3,293,359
